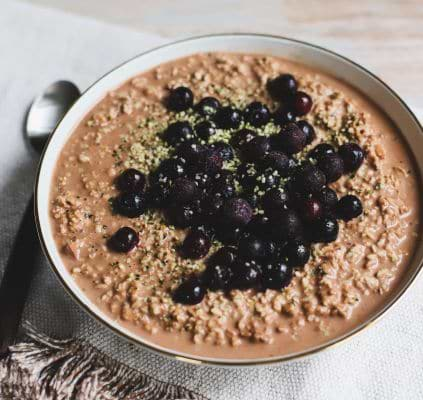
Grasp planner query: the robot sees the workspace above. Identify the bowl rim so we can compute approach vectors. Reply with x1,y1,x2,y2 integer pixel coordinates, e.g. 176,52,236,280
34,32,423,367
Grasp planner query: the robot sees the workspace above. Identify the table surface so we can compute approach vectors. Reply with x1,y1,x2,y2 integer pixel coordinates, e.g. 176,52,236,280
21,0,423,120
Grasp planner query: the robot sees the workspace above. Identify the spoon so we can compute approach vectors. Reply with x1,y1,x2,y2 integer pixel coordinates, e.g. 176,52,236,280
26,80,81,154
0,81,80,353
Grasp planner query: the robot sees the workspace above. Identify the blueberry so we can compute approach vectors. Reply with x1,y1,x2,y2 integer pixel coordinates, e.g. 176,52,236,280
176,140,206,163
213,171,236,198
201,194,224,219
147,182,171,208
266,241,278,260
209,246,237,267
256,169,281,191
260,151,290,176
195,96,221,116
314,187,338,211
167,86,194,112
192,171,213,191
116,168,146,194
236,163,258,189
296,120,316,145
267,74,298,100
204,264,233,291
291,91,313,116
230,259,261,290
204,247,237,291
242,136,271,162
273,105,296,125
269,209,303,242
113,192,147,218
285,187,309,209
338,143,365,173
336,195,363,221
165,204,199,228
287,157,298,173
215,223,242,245
211,141,234,161
195,148,223,174
181,228,212,259
317,153,344,183
283,240,310,267
292,164,326,194
244,101,271,127
214,181,235,199
195,120,217,140
214,106,242,129
222,197,253,226
238,235,273,261
195,224,216,239
169,177,198,205
312,216,339,243
214,169,234,181
163,121,194,146
308,143,336,161
232,128,257,148
242,190,260,208
299,198,322,222
262,188,290,217
107,227,139,253
172,276,206,305
261,261,293,290
153,157,186,182
275,123,307,154
246,215,272,237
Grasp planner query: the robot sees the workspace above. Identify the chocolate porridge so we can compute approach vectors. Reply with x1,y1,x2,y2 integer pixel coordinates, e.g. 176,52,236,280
50,53,420,359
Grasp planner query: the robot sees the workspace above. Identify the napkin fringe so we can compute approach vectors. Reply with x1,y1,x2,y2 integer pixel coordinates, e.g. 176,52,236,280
0,322,207,400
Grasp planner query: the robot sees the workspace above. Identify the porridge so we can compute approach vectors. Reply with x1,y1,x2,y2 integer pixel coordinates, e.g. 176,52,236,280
50,53,420,359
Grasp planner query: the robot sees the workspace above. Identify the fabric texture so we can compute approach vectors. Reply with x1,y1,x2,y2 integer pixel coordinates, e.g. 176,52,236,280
0,323,206,400
0,1,423,399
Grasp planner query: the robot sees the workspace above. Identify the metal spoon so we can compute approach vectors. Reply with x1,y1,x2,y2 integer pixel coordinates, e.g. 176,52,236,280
0,81,80,353
26,80,80,154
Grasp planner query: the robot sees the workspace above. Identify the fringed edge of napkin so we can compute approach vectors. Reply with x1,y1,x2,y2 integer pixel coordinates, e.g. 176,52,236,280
0,322,208,400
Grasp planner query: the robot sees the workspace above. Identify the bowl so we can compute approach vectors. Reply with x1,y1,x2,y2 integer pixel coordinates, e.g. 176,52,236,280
35,34,423,367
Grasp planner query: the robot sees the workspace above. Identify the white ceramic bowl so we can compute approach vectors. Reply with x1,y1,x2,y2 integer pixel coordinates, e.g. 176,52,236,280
35,34,423,367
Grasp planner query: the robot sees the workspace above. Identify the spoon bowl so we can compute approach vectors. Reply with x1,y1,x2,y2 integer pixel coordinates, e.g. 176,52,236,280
26,80,80,154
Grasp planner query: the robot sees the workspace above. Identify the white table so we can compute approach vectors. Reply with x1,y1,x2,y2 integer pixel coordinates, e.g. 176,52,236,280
21,0,423,120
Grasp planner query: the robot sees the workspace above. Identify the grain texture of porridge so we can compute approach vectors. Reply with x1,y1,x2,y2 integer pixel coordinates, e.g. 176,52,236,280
50,53,420,359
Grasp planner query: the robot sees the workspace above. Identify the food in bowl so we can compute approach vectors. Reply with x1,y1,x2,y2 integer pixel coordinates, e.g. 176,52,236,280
50,52,420,360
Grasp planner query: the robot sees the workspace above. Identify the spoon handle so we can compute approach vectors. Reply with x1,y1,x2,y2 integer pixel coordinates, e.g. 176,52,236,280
0,196,39,354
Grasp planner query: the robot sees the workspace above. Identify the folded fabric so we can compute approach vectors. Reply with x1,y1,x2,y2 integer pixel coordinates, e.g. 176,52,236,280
0,323,207,400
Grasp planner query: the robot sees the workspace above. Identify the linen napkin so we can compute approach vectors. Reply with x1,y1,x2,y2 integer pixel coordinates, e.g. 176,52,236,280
1,323,206,399
1,1,423,399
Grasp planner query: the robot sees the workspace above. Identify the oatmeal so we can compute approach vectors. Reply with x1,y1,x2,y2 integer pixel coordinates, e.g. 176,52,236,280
51,53,420,359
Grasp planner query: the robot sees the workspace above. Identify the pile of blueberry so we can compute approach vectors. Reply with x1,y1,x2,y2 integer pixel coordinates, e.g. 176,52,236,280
107,73,365,306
